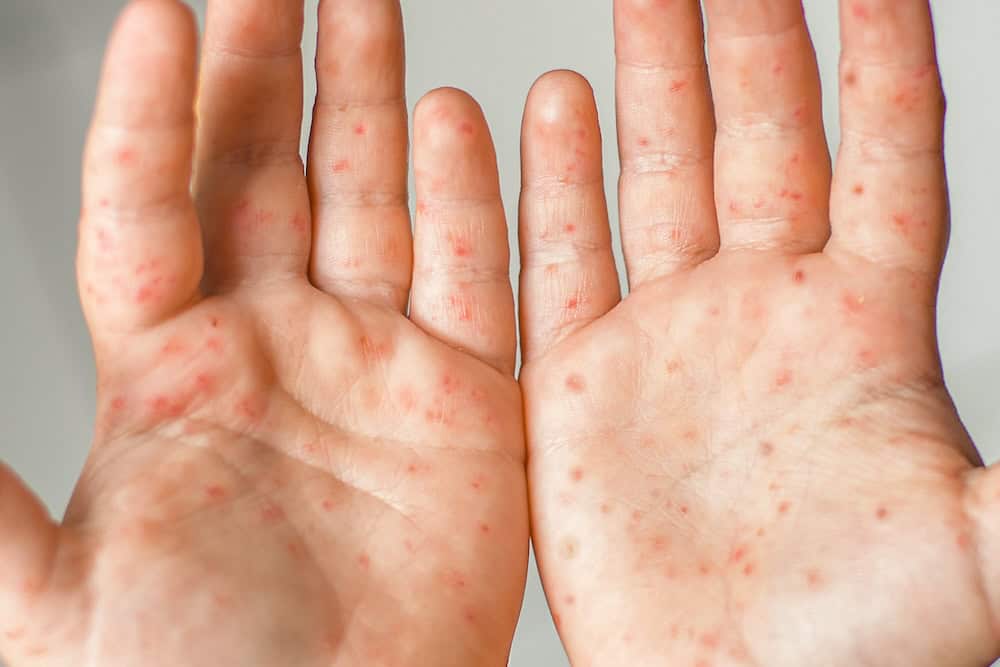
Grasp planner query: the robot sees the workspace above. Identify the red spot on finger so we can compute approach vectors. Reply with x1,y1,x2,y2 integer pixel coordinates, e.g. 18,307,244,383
353,123,367,136
453,241,472,257
638,137,650,148
290,214,308,234
458,121,475,136
778,501,792,515
358,553,371,569
852,183,865,196
205,485,228,501
111,396,127,411
793,270,806,284
730,546,747,563
876,506,889,521
570,467,584,482
851,3,871,20
564,223,576,233
115,148,136,165
774,370,793,388
332,160,351,173
844,71,858,87
669,80,688,93
260,504,285,522
565,374,586,393
759,441,775,457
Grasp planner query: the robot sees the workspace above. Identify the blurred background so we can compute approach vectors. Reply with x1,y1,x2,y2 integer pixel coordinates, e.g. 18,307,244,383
1,1,998,665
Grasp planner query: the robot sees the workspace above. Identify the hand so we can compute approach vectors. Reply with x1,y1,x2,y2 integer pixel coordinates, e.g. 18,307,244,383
519,1,1000,665
0,1,527,665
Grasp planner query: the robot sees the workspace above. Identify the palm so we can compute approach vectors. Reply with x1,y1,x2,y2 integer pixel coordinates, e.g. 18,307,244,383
527,253,994,665
519,1,1000,665
0,1,526,665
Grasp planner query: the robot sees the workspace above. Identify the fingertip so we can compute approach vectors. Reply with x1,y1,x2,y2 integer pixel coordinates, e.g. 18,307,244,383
415,87,491,149
414,88,499,197
524,70,596,127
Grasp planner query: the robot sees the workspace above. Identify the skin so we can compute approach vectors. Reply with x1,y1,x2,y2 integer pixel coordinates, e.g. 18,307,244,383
0,1,527,666
520,1,1000,666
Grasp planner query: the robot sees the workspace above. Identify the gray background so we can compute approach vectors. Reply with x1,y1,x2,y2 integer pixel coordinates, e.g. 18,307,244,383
1,1,998,665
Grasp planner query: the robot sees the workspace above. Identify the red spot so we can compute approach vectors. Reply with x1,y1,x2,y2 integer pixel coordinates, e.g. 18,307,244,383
775,370,793,388
332,159,351,173
638,137,650,148
98,198,110,208
669,80,688,93
321,499,335,512
806,569,824,589
631,509,644,522
956,533,972,551
290,213,308,234
851,3,871,20
479,522,490,534
204,485,227,501
700,632,720,649
842,292,865,314
793,270,806,284
666,360,682,374
778,501,792,514
600,503,611,514
111,396,127,411
852,183,865,196
876,506,890,520
772,62,785,76
679,505,689,515
448,294,474,322
210,317,221,328
236,395,264,422
565,374,586,393
699,563,713,576
564,594,576,606
564,223,576,233
416,201,429,215
892,213,911,232
115,148,136,165
570,467,584,482
458,121,475,135
728,200,739,214
406,463,419,475
206,337,224,354
759,441,775,457
451,237,473,257
396,387,418,415
194,373,216,394
261,504,285,522
845,71,858,87
287,541,306,559
358,553,371,569
566,296,580,310
353,123,367,136
470,476,484,491
743,563,756,576
149,395,184,418
730,546,748,563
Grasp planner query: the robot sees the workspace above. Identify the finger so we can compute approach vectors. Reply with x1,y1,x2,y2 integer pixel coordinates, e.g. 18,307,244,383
826,1,947,278
307,0,412,311
519,71,620,364
410,89,516,375
615,0,718,287
193,0,310,290
79,0,202,339
704,0,832,253
0,463,58,624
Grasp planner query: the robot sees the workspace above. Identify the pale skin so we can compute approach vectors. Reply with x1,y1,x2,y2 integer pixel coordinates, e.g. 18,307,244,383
0,2,999,667
0,0,527,665
520,1,1000,666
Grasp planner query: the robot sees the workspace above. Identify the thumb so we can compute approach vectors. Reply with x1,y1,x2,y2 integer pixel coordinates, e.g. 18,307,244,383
0,463,58,607
966,464,1000,638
